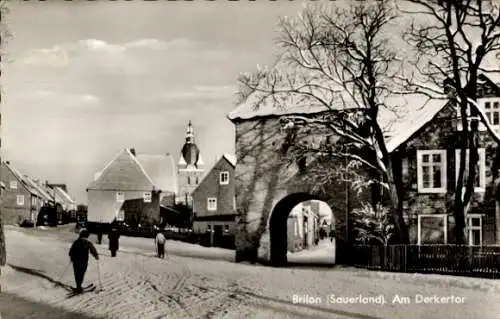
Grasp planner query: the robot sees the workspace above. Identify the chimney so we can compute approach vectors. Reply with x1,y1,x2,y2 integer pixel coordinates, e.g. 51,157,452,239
130,148,136,156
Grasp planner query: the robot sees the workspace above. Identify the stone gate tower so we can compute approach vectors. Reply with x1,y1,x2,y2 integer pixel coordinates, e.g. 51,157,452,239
177,121,204,207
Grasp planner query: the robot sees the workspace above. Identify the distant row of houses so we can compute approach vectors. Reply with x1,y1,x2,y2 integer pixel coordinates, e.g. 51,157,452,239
1,161,77,226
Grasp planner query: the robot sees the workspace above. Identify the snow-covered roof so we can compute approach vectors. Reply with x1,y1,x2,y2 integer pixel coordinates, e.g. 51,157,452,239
89,149,179,194
227,67,456,154
223,154,237,167
135,154,178,194
3,162,39,196
87,149,155,191
385,98,449,152
24,177,54,202
53,186,76,204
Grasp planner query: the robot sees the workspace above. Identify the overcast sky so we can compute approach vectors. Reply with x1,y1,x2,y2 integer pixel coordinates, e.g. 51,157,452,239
3,1,499,205
3,0,311,204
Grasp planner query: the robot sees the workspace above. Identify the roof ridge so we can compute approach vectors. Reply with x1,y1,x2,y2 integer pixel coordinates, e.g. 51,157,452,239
126,149,156,187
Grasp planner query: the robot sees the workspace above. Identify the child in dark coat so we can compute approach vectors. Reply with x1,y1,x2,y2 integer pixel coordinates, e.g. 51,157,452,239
69,228,99,292
108,228,120,257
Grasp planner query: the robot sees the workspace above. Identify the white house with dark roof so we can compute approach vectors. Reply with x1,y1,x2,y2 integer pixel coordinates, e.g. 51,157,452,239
86,148,178,231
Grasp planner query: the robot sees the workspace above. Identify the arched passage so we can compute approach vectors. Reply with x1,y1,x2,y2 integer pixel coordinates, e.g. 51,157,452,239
269,193,320,265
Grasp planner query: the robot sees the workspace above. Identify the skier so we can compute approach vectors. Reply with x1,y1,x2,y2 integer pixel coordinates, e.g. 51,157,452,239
97,231,103,245
97,226,102,245
108,227,120,257
155,229,166,258
69,228,99,293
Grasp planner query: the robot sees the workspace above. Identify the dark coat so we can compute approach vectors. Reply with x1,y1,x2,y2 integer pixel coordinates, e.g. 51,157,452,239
69,238,99,265
108,229,120,251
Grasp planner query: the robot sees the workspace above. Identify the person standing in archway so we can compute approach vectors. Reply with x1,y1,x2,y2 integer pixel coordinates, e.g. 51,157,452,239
329,229,335,242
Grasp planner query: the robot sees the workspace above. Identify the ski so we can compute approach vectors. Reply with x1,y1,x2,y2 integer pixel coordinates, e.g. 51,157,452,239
66,283,96,298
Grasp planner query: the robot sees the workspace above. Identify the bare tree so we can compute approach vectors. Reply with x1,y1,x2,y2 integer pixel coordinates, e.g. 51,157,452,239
238,0,410,243
400,0,500,244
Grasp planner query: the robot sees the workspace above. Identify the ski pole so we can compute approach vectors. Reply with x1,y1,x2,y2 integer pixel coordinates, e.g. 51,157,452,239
55,261,71,286
97,260,103,291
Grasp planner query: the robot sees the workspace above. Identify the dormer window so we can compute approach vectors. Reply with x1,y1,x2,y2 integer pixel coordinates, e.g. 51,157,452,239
143,192,152,203
456,103,486,131
220,171,229,185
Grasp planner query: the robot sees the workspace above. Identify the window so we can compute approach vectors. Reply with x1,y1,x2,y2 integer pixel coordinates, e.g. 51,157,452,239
116,192,124,202
417,214,448,245
143,192,152,203
483,98,500,131
456,103,486,131
207,197,217,211
219,171,229,185
417,150,447,193
188,176,191,185
455,148,486,192
224,225,230,232
196,177,199,185
10,181,17,189
207,224,212,232
31,196,37,207
117,210,125,221
16,195,24,206
466,215,482,246
233,196,236,210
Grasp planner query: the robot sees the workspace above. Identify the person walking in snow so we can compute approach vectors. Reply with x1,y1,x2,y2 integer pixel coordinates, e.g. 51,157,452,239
95,224,103,244
69,228,99,293
155,230,166,258
108,227,120,257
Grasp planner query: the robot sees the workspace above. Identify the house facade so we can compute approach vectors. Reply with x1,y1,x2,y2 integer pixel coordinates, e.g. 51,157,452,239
87,148,177,231
1,161,43,225
387,76,500,246
192,154,237,237
287,202,320,252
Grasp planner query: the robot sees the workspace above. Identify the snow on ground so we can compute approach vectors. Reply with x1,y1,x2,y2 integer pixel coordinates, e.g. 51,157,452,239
287,238,336,264
1,227,500,319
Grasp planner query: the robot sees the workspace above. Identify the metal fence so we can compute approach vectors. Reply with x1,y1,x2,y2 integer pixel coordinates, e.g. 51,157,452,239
349,245,500,279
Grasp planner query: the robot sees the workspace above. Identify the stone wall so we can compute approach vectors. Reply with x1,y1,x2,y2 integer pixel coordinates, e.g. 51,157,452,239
233,115,369,262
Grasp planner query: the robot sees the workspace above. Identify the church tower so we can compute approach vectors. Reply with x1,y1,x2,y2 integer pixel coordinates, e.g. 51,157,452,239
177,121,204,207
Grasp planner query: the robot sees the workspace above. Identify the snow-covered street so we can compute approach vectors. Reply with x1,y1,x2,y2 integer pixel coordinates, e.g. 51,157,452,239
1,226,500,319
